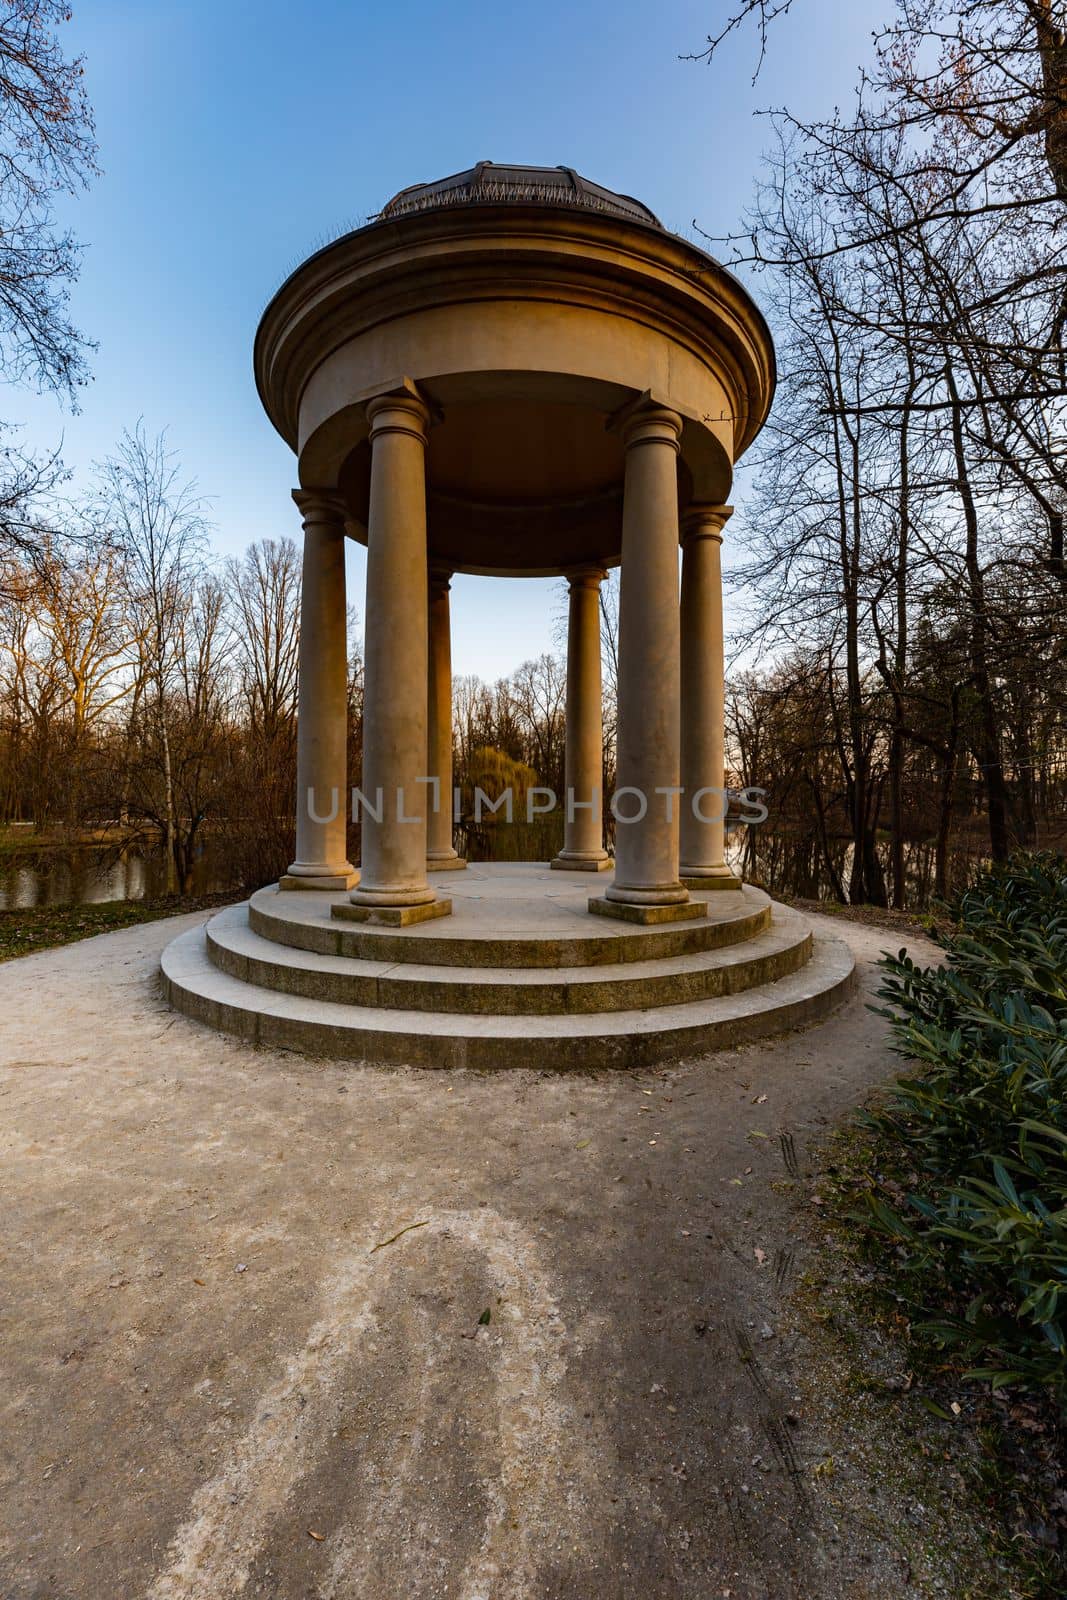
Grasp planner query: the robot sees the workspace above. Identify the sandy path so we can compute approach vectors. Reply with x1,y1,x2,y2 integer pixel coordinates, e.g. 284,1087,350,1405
0,909,993,1598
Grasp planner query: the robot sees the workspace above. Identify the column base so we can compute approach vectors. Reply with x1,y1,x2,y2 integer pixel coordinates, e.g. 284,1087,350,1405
349,881,438,908
680,870,742,891
280,864,358,892
334,898,453,928
427,852,468,872
550,851,612,872
605,880,690,906
588,896,707,925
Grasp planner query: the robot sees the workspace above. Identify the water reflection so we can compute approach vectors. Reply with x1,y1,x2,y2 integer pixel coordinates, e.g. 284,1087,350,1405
0,839,236,910
0,827,994,912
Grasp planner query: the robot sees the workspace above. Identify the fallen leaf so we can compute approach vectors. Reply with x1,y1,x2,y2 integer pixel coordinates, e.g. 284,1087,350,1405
754,1247,768,1266
307,1528,326,1542
193,1278,205,1287
478,1308,491,1325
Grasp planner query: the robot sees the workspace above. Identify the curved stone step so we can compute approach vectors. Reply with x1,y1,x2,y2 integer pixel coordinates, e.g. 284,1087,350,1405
247,880,772,969
161,922,857,1070
205,903,813,1016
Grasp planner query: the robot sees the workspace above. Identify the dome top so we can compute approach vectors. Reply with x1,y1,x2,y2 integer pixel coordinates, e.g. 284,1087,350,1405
378,162,662,229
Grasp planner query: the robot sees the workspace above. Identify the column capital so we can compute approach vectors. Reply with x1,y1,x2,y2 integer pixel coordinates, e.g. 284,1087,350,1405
564,564,608,593
609,391,683,455
292,487,348,528
428,563,453,597
365,380,431,444
681,503,733,544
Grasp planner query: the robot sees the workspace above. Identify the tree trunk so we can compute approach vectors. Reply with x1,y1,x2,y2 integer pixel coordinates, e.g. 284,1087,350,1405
158,692,178,894
945,365,1012,862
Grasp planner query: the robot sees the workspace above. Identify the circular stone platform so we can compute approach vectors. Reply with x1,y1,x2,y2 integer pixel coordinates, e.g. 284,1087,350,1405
161,864,856,1069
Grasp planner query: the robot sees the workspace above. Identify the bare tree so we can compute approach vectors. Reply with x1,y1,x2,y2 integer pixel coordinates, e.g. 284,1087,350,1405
595,570,621,836
33,532,136,739
165,572,230,890
510,653,567,792
96,424,210,890
222,539,303,889
692,0,1067,208
226,537,300,739
0,0,97,399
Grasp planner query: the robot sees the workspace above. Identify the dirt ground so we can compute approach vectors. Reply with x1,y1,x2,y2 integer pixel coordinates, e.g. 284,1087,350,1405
0,908,1008,1599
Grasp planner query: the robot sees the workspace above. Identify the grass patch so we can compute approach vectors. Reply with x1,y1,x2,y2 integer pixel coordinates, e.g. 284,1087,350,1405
0,890,243,963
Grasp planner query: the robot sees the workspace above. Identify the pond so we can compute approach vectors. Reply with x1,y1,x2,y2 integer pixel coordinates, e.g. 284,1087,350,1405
0,837,238,910
0,825,992,912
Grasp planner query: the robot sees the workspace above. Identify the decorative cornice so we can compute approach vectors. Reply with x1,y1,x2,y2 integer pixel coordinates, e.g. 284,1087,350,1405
255,204,775,464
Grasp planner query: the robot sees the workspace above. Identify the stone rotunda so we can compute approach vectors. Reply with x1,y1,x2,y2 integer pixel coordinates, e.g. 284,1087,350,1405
162,163,855,1067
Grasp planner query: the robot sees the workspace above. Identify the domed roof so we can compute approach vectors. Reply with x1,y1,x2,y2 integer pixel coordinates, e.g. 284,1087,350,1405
378,162,662,229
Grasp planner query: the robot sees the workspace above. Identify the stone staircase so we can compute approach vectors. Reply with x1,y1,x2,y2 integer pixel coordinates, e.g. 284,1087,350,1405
162,865,855,1069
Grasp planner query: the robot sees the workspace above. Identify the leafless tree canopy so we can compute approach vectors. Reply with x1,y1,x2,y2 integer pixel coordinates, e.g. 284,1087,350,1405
0,3,98,577
0,0,97,398
692,0,1066,903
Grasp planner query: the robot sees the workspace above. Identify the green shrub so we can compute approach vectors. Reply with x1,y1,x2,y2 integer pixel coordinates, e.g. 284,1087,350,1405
867,852,1067,1406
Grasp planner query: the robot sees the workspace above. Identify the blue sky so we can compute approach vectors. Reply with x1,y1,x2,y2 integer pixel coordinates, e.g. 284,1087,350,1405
15,0,885,679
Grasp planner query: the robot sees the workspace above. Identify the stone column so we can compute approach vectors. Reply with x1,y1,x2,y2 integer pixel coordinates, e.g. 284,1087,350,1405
679,505,741,888
281,489,356,891
426,565,465,871
594,402,703,924
346,386,450,925
552,565,609,871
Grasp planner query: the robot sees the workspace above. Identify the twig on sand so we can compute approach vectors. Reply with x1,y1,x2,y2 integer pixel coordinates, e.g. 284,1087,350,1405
370,1219,430,1253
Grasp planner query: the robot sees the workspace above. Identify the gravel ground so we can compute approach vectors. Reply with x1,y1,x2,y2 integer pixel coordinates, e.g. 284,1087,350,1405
0,908,1008,1599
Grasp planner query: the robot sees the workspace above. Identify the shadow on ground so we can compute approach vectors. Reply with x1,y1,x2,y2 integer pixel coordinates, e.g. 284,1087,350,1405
0,910,1006,1598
